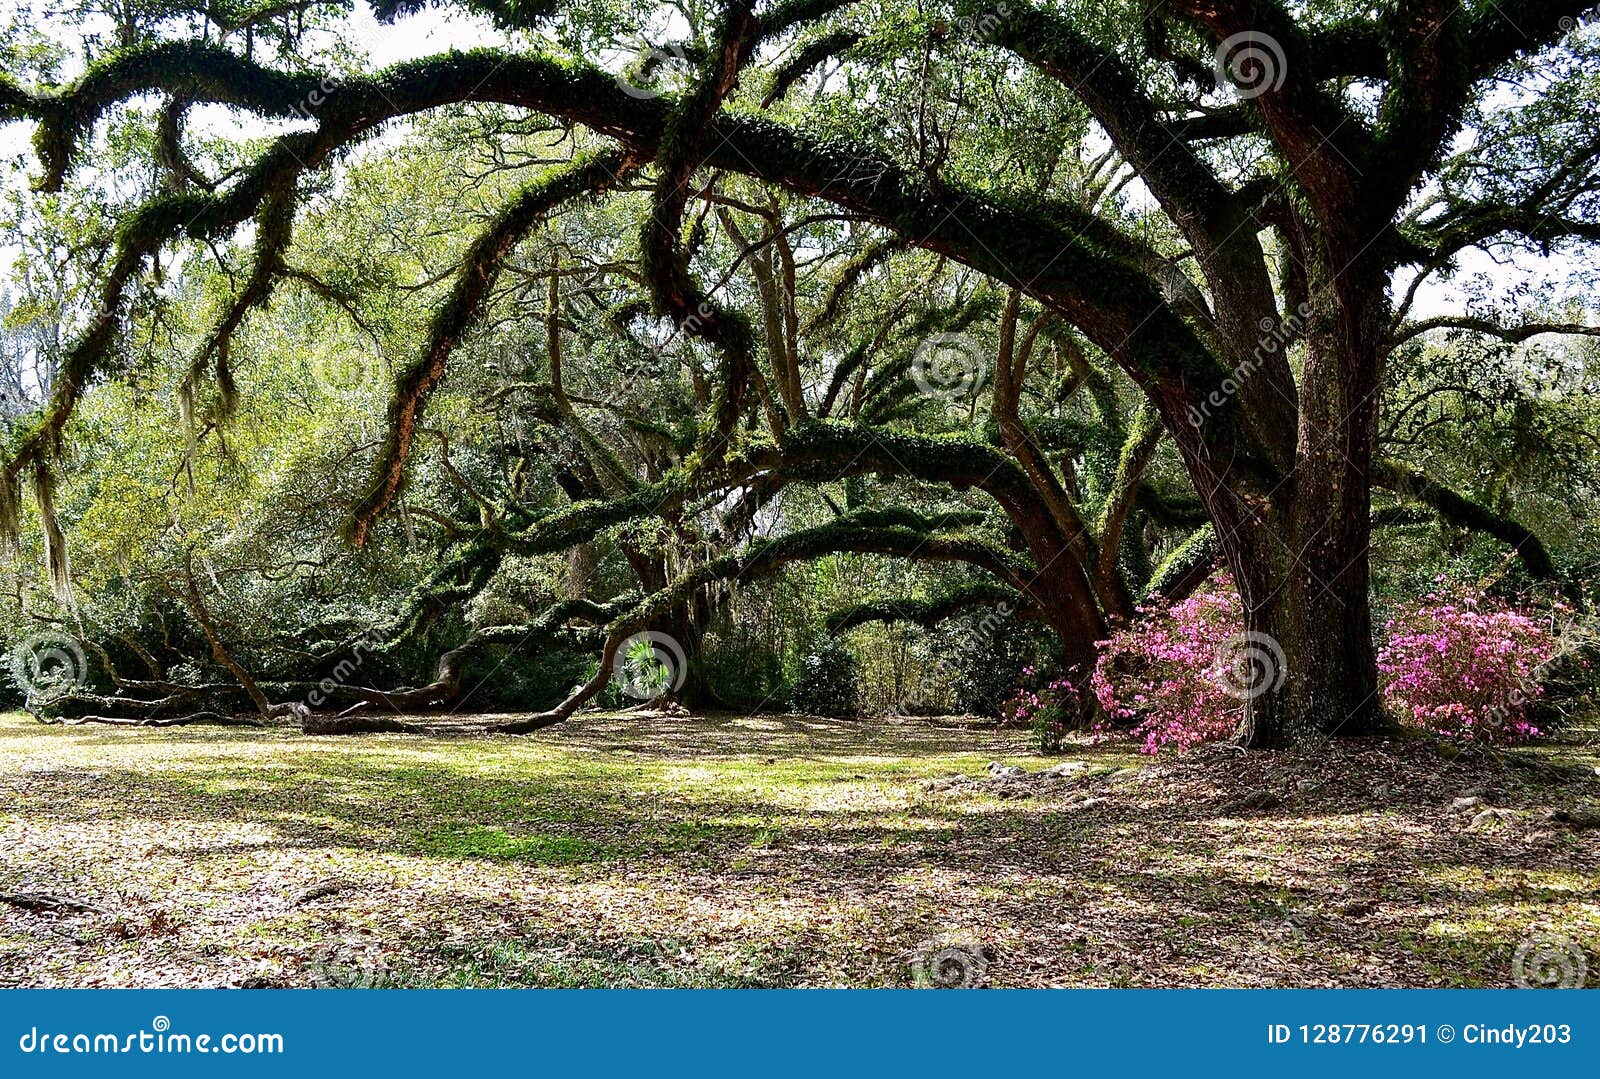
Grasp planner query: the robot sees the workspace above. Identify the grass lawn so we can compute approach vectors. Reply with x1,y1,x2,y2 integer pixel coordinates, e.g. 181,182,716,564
2,710,1598,987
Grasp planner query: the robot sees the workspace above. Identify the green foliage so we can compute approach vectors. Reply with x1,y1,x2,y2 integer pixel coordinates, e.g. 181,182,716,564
456,645,593,713
788,637,860,718
933,611,1057,718
698,636,786,712
0,0,1596,741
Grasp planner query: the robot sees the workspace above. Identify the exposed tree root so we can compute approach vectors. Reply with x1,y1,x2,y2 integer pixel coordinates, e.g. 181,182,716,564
301,713,435,736
0,892,105,915
59,712,269,728
485,711,570,734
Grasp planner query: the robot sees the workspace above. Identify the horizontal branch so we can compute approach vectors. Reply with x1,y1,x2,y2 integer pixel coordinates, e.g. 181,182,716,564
1373,459,1557,578
825,582,1028,635
1391,315,1600,349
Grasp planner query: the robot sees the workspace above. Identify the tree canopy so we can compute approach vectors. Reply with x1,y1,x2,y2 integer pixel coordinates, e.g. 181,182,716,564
0,0,1596,744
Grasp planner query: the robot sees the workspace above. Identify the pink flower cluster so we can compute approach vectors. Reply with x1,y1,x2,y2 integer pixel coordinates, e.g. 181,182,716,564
1088,577,1246,753
1026,575,1567,755
1375,582,1561,745
1005,665,1081,752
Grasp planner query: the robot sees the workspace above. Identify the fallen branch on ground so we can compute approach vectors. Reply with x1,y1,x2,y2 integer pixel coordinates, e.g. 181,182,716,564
0,892,105,915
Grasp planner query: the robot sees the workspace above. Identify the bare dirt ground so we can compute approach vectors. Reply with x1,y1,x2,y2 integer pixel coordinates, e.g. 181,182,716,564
1,710,1597,987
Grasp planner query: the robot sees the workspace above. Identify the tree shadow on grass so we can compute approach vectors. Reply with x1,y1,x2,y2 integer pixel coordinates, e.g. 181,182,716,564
2,712,1598,987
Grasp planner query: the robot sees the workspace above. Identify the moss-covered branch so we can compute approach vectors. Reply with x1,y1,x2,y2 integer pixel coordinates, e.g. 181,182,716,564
825,582,1028,635
349,148,634,543
1373,459,1558,578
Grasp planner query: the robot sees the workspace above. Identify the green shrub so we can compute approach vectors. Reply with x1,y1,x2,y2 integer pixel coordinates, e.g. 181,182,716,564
932,611,1056,717
456,645,592,712
788,638,860,717
699,637,786,711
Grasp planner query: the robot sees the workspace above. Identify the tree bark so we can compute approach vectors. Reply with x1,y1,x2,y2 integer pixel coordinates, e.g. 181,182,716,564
1226,267,1390,747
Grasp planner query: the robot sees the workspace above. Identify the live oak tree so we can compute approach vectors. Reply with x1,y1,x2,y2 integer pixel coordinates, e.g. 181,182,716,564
1,0,1595,744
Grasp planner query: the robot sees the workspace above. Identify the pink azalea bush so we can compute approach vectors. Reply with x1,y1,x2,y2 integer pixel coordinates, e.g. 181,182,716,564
1376,583,1562,744
1088,577,1246,753
1035,575,1566,755
1004,667,1079,753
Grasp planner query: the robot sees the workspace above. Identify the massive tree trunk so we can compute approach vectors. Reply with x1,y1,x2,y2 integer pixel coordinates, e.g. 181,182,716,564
1226,263,1390,747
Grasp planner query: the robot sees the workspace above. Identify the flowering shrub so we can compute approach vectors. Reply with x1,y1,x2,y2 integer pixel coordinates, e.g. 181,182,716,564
1089,577,1245,754
1074,575,1565,754
1004,667,1079,753
1376,584,1562,744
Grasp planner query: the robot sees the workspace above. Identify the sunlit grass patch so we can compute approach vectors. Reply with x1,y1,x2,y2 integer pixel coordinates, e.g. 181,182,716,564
3,711,1598,988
